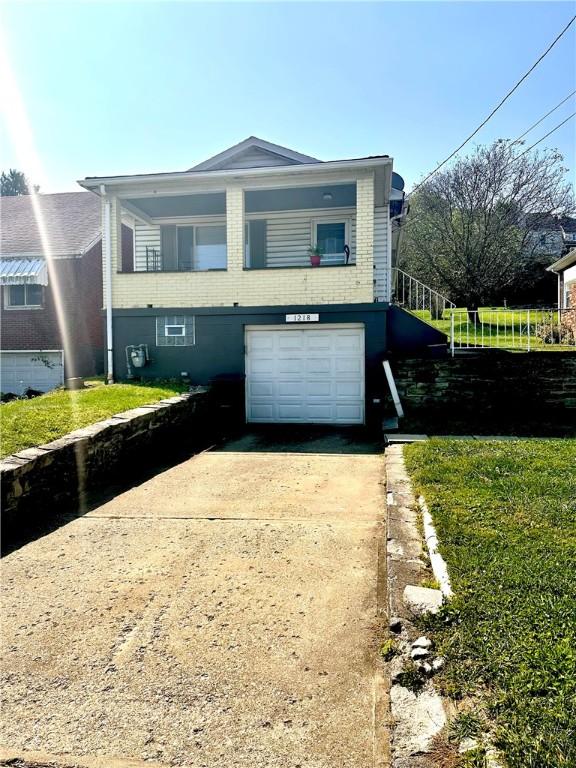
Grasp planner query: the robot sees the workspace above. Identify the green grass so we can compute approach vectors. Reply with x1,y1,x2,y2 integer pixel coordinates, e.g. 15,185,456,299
412,307,575,350
0,380,187,458
404,439,576,768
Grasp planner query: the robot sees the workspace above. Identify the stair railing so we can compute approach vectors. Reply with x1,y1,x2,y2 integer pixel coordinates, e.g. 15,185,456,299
391,268,455,320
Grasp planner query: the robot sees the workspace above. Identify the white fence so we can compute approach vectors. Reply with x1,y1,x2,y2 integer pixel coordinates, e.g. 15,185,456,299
448,308,576,354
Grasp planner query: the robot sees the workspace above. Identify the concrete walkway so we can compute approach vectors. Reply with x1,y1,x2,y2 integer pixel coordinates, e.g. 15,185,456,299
1,430,388,768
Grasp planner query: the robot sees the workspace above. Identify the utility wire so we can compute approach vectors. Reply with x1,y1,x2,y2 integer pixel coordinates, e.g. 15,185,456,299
512,90,575,143
408,14,576,196
513,111,576,161
402,111,576,230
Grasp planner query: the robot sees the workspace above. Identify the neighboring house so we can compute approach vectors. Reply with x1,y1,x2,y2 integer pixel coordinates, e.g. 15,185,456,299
78,136,442,426
547,250,576,309
0,192,130,394
559,216,576,251
525,213,565,260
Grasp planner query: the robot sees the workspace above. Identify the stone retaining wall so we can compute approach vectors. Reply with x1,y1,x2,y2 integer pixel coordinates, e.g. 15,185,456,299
391,352,576,414
1,390,212,527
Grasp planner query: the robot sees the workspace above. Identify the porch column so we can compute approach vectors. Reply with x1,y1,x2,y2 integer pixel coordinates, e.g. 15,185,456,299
226,185,244,272
356,173,375,277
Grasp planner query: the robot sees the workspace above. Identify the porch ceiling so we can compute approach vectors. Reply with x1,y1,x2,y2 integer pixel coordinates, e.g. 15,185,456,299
126,192,226,218
245,184,356,213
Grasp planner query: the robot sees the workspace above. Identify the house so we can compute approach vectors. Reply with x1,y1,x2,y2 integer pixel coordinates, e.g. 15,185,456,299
547,249,576,309
0,192,131,394
525,213,565,260
78,137,443,426
559,216,576,251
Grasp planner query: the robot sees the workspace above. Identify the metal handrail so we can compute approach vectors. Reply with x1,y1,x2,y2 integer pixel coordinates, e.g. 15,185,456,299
391,268,456,319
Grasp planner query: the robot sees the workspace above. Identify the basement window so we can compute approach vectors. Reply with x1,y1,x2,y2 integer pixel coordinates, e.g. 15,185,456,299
156,316,195,346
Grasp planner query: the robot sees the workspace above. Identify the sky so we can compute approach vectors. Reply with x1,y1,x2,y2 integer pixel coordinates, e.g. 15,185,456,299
1,1,575,193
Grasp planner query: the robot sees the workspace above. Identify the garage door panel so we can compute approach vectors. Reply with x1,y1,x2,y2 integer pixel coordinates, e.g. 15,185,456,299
247,403,275,421
278,359,304,374
249,381,275,397
0,351,64,394
277,381,305,397
246,326,364,425
335,381,363,398
306,358,332,374
335,358,363,375
307,380,333,397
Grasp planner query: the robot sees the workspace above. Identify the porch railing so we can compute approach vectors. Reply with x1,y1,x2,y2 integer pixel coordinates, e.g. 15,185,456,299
448,308,576,354
391,268,456,320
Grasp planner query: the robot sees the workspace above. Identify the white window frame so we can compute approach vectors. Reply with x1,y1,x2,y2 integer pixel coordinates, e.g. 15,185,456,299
310,217,352,264
156,316,195,346
4,284,44,310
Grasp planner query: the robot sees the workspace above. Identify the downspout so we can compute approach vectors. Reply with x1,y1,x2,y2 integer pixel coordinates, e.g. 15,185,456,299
101,184,114,384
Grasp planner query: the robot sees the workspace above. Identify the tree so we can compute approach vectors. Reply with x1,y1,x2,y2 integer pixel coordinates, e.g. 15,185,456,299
400,141,574,318
0,169,32,196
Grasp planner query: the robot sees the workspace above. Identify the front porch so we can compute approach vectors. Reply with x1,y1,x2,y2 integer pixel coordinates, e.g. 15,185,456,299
101,168,392,308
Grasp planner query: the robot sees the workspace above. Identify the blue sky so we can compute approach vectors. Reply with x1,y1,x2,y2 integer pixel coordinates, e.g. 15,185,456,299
1,1,574,192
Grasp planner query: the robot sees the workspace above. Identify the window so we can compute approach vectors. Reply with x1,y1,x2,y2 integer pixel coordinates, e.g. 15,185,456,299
176,225,227,271
159,224,228,272
156,316,195,346
5,283,43,308
311,219,351,264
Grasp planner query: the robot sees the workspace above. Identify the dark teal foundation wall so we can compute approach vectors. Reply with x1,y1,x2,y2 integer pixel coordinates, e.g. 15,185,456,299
386,305,448,354
110,303,389,425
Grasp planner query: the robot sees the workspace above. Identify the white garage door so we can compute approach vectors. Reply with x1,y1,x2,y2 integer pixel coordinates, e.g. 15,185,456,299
0,351,64,394
246,324,365,424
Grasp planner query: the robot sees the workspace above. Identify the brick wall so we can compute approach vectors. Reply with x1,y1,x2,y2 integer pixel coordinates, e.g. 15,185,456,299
1,242,104,377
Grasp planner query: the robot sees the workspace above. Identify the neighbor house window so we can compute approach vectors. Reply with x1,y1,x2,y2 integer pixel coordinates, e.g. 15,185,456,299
311,219,351,264
5,283,43,308
156,316,195,346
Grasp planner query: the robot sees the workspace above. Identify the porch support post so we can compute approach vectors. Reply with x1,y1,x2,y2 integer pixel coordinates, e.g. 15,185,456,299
226,185,244,272
356,173,375,299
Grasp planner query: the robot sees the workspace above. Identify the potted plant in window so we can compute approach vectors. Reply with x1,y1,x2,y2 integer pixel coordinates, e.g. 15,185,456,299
308,244,323,267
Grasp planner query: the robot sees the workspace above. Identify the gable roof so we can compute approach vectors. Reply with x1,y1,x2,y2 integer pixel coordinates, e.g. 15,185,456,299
525,213,562,231
559,216,576,234
0,192,101,259
189,136,321,172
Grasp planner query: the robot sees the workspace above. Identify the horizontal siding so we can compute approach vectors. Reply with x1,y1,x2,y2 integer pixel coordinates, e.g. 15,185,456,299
134,221,160,271
373,207,389,301
133,208,359,271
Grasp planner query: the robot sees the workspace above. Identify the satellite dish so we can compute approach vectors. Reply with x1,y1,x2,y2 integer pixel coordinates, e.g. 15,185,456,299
392,172,405,191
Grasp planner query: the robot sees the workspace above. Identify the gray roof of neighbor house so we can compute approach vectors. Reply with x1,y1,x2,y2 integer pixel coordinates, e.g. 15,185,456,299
559,216,576,234
0,192,101,258
525,213,563,231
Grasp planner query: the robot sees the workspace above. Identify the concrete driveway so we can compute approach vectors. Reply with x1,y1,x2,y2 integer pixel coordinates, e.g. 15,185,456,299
1,430,388,768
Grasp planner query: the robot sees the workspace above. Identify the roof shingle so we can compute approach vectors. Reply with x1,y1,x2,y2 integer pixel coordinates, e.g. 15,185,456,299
0,192,101,258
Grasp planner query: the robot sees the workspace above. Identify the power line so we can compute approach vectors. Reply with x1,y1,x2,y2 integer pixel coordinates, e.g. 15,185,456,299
513,111,576,161
512,90,575,143
402,111,575,230
408,14,576,196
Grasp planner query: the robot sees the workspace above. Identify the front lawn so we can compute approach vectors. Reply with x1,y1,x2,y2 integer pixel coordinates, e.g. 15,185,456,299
404,438,576,768
0,380,187,458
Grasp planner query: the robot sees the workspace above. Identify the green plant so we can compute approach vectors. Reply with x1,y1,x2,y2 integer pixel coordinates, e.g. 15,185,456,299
380,639,399,661
395,665,426,694
448,711,484,743
307,244,323,257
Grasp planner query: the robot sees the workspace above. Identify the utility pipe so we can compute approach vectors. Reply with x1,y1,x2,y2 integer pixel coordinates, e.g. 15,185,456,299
101,184,114,384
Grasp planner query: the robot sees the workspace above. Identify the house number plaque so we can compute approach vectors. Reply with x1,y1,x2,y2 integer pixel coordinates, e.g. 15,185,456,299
285,314,320,323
